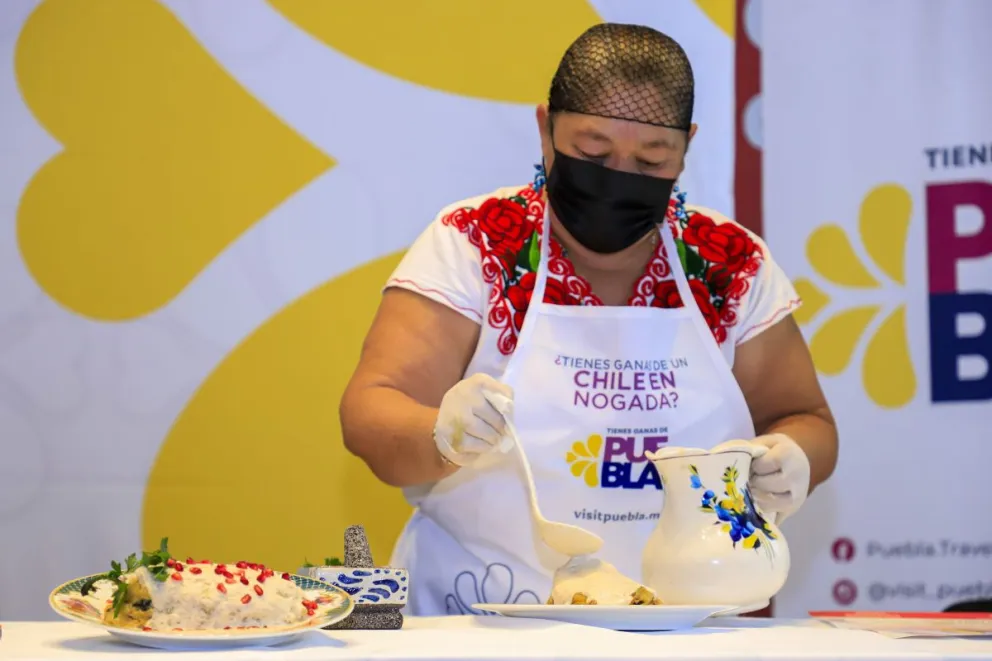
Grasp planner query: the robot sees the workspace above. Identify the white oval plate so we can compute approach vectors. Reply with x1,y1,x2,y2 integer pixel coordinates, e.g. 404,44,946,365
50,572,353,650
473,603,735,631
718,600,769,616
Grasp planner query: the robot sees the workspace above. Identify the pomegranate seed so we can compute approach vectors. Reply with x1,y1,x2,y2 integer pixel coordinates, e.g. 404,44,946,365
236,561,248,569
222,570,233,579
240,576,249,585
315,596,332,605
223,626,231,630
217,583,227,594
225,576,235,584
166,558,176,568
257,574,266,583
171,572,182,581
282,573,291,580
241,594,252,604
306,608,316,616
200,559,210,564
214,566,225,575
254,585,263,596
247,562,258,570
142,627,153,632
189,567,202,575
174,562,184,572
173,628,183,632
185,556,195,564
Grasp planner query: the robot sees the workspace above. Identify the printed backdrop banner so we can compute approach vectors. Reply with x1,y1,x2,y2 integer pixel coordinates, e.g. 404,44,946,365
0,0,737,619
763,1,992,615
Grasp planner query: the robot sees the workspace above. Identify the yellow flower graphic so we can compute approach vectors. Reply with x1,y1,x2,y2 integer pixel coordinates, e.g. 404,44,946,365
793,184,916,408
565,434,603,487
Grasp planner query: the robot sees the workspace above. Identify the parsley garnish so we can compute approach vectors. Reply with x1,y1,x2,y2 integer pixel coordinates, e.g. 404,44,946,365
301,557,342,568
80,538,172,617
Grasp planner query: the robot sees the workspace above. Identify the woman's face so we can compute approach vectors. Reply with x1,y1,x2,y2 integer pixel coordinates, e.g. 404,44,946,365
535,105,698,268
536,105,696,181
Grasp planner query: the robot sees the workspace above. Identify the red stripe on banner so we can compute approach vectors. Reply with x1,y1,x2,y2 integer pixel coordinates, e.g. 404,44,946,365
734,0,772,619
734,0,762,237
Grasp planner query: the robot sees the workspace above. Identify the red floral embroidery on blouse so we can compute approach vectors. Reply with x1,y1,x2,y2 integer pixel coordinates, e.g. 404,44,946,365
441,186,763,354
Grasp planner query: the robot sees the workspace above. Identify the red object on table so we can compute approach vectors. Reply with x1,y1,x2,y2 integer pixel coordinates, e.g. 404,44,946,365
811,611,992,619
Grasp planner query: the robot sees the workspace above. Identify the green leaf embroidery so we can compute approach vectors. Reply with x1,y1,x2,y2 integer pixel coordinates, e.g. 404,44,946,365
528,231,541,272
515,241,530,272
678,239,708,279
676,238,688,269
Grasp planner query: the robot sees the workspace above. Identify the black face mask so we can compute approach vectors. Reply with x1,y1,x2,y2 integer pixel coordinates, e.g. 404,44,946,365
545,150,675,255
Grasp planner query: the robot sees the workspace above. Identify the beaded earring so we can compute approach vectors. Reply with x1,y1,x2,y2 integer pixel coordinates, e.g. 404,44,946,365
673,184,688,223
532,161,547,191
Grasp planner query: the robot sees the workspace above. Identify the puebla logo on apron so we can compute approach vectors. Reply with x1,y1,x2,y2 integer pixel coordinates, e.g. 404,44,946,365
565,430,666,492
561,356,687,493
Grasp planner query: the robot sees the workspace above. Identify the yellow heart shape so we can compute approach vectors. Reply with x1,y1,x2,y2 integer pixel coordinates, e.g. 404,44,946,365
143,253,412,567
15,0,333,320
267,0,602,104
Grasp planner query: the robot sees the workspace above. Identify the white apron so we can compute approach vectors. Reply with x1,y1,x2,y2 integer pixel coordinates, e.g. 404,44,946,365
391,211,756,615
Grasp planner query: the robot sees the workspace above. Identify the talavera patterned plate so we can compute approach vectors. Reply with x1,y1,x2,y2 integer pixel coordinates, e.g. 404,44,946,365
302,566,408,607
49,572,353,650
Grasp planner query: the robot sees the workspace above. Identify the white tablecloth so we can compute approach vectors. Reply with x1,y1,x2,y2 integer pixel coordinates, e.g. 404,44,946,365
2,617,990,660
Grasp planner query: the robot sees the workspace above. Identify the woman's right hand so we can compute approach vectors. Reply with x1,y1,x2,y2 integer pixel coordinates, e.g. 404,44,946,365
434,373,514,467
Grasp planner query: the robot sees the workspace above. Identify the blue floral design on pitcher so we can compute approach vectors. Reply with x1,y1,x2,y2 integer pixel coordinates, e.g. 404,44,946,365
444,563,541,615
689,462,778,559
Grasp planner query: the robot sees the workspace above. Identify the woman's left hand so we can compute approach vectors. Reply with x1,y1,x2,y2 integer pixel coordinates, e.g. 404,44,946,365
749,433,811,522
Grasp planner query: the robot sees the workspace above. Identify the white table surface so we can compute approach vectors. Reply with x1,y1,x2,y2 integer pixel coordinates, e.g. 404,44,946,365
2,617,990,660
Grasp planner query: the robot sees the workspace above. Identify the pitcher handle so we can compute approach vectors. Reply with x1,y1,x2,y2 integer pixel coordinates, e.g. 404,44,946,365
740,442,785,525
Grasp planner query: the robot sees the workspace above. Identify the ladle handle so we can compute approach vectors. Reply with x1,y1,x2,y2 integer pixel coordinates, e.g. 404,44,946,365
484,392,544,524
504,417,544,523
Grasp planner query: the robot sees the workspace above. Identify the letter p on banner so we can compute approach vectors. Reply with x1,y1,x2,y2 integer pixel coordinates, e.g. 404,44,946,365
926,181,992,402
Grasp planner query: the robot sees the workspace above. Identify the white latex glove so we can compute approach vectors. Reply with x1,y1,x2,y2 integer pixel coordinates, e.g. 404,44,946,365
434,373,514,467
749,433,811,524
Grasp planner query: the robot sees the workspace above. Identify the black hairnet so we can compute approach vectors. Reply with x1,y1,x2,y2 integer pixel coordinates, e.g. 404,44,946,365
548,23,694,131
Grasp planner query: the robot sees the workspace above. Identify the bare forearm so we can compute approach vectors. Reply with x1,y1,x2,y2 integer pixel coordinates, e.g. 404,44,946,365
762,407,838,492
340,386,458,488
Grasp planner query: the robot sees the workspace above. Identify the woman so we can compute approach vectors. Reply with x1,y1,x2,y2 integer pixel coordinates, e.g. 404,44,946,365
341,23,837,615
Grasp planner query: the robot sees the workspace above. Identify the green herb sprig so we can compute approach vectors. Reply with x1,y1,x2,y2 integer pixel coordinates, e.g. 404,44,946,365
301,557,342,568
80,538,172,616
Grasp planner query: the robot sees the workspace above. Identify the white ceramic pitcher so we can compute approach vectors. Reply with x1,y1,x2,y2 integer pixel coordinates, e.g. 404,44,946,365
642,440,790,606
